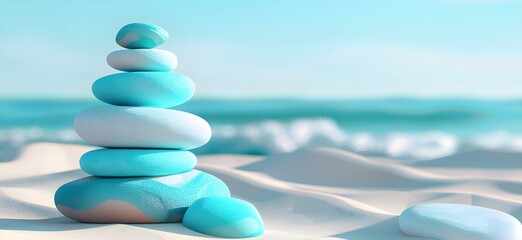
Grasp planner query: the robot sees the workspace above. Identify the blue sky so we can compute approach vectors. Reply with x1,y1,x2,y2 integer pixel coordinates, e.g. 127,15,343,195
1,0,521,99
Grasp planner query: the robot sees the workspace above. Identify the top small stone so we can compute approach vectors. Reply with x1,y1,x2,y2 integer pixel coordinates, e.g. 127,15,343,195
116,23,169,49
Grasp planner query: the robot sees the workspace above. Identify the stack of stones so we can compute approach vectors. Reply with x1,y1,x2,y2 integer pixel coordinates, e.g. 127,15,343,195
54,23,264,238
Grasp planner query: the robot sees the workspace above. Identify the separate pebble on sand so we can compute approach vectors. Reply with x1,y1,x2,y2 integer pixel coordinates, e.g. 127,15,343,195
400,203,522,240
183,197,265,238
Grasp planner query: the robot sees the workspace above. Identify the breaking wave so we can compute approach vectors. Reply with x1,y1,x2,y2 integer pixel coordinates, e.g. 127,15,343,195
203,118,522,160
2,118,521,161
202,118,468,160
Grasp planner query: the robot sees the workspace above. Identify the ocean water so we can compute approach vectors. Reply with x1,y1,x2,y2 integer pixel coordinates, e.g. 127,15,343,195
1,99,521,160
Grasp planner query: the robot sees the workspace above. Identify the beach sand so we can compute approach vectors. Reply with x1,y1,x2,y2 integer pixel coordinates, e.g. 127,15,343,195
1,142,521,239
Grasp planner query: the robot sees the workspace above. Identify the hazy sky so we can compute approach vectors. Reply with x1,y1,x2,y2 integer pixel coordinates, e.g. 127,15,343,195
1,0,521,99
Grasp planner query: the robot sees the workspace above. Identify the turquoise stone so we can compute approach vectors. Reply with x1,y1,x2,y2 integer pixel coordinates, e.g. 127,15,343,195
80,149,196,177
54,170,230,223
183,197,264,238
116,23,168,49
92,72,194,108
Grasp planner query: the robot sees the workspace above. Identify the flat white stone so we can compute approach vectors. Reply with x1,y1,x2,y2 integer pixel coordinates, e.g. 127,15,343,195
74,106,211,150
107,49,178,72
400,203,522,240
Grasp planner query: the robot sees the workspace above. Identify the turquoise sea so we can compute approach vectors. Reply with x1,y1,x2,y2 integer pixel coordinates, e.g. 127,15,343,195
1,98,521,160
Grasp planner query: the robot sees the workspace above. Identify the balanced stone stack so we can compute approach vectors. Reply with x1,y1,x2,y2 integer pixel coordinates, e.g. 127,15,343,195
55,23,263,238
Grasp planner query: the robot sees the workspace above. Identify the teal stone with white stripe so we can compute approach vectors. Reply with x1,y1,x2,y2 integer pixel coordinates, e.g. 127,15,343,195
116,23,168,49
183,197,264,238
80,149,196,177
54,170,230,223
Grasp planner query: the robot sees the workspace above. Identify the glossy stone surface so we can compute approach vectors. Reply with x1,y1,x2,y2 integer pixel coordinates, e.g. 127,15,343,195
92,72,194,108
55,170,230,223
399,203,522,240
116,23,168,49
74,106,211,150
80,149,196,177
183,197,264,238
107,49,178,72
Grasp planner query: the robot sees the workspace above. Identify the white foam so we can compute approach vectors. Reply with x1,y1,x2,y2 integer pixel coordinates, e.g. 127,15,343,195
1,119,522,160
473,131,522,152
210,119,461,160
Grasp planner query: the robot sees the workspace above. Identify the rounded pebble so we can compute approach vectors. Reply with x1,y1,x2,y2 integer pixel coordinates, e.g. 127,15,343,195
92,72,194,108
399,203,522,240
183,197,264,238
107,49,178,72
80,149,196,177
55,170,230,223
74,106,211,150
116,23,168,49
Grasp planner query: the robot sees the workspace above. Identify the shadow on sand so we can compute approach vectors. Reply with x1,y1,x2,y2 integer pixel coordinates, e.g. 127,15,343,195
331,217,424,240
0,146,21,163
0,217,215,238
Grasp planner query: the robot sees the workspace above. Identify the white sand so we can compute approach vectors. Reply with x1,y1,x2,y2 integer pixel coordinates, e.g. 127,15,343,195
1,142,521,239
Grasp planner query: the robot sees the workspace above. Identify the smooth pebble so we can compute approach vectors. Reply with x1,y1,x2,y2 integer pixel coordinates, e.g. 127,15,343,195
74,106,211,150
80,149,196,177
107,49,178,72
92,71,194,108
399,203,522,240
183,197,264,238
116,23,168,49
55,170,230,223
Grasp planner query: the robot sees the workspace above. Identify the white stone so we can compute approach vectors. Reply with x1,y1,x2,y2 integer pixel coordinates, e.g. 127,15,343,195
107,49,178,72
74,106,211,150
400,203,522,240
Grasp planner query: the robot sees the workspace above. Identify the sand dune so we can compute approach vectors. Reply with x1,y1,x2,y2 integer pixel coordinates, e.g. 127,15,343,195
414,150,522,169
239,148,447,188
1,142,521,239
